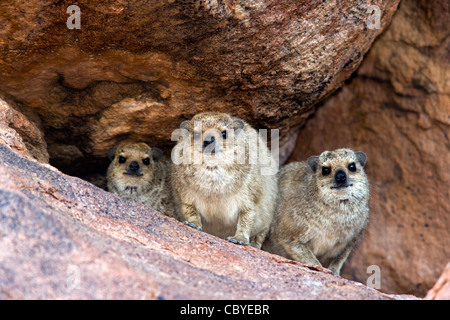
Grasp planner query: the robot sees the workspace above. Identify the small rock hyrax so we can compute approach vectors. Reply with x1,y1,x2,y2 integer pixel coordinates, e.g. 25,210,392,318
171,112,278,248
263,148,369,275
106,141,179,220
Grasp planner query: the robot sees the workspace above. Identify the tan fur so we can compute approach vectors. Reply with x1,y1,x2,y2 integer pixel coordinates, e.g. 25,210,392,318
171,112,278,248
106,142,179,220
263,148,369,275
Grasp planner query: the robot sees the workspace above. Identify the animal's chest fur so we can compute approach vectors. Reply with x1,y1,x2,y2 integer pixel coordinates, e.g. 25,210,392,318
309,202,366,261
117,185,148,202
194,192,241,224
192,166,240,194
193,192,244,239
185,167,251,236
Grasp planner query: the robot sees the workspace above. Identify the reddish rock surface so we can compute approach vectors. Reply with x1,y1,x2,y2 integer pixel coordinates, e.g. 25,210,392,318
425,262,450,300
0,97,48,163
0,0,399,183
0,140,419,300
0,0,445,300
288,0,450,297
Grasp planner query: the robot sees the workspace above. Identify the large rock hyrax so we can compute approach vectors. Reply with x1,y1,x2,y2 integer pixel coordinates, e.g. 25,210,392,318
263,148,370,275
106,141,179,219
171,111,278,248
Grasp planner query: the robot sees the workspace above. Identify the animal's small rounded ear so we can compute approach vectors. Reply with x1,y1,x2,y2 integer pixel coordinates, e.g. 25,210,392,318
107,146,117,161
151,148,163,162
355,151,367,167
232,119,245,133
307,155,320,172
180,120,190,130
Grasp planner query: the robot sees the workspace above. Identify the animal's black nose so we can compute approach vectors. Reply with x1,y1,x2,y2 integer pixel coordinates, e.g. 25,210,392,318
129,161,140,172
203,135,215,148
335,170,347,184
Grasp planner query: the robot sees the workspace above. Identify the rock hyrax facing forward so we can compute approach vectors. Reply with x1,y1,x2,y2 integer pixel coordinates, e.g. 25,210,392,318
263,148,369,275
107,142,179,219
171,112,278,248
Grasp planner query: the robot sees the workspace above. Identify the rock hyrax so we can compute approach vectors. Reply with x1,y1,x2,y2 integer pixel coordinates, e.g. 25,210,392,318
171,112,278,248
107,142,179,220
263,148,369,275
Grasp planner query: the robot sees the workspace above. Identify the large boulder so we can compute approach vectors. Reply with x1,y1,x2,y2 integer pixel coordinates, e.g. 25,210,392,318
288,0,450,296
0,0,399,183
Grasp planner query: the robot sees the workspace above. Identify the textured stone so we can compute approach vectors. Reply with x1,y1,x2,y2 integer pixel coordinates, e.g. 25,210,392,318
425,262,450,300
288,0,450,297
2,0,445,300
0,97,48,163
0,0,399,183
0,142,419,300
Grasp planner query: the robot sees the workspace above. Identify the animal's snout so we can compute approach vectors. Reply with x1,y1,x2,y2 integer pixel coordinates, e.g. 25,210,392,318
334,170,347,184
128,161,140,173
203,135,215,148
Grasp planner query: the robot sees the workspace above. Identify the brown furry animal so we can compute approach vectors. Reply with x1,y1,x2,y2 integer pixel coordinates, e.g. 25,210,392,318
171,112,278,248
263,148,370,275
106,142,179,220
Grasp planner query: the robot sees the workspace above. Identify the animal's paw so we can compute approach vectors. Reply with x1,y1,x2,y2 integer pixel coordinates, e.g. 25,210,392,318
226,236,248,246
183,221,202,231
249,241,262,249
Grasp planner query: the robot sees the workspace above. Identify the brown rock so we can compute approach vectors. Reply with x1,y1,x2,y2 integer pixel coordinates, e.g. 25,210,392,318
0,0,399,182
0,97,49,163
425,262,450,300
288,0,450,297
0,141,420,300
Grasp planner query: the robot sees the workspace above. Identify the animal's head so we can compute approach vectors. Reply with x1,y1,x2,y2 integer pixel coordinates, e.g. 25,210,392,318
307,148,368,202
176,112,246,166
107,142,163,185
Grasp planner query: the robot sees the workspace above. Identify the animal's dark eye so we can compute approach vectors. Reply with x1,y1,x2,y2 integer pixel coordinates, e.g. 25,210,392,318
193,131,201,140
322,166,331,176
142,158,150,166
221,130,227,139
118,156,126,164
348,162,356,172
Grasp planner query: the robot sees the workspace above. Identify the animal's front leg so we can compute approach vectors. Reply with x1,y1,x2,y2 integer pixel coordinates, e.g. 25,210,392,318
226,207,254,245
282,240,322,268
181,203,202,231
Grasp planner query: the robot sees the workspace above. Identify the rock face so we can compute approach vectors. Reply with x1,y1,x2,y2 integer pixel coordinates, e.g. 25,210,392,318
0,142,417,300
0,98,48,163
0,0,399,183
0,0,445,300
425,262,450,300
288,0,450,296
